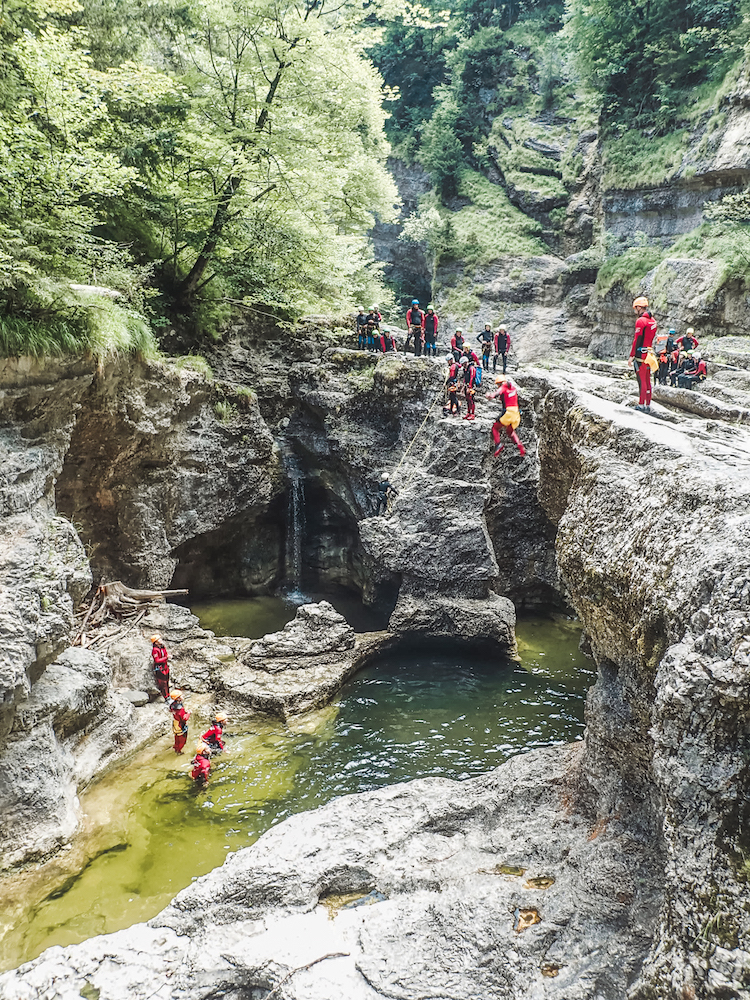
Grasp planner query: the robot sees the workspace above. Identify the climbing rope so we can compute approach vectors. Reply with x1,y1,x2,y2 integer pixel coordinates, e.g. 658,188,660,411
392,376,447,482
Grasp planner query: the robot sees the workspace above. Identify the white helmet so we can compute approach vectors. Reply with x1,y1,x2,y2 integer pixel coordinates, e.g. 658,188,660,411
381,473,389,481
693,350,702,360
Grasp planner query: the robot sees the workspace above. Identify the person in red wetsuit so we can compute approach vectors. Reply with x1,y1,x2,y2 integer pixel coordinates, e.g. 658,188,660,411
150,634,170,701
169,690,190,754
462,357,477,420
423,306,438,356
675,327,698,353
190,742,211,787
202,712,228,754
462,344,480,365
450,328,465,362
406,300,424,355
629,296,658,413
487,378,526,457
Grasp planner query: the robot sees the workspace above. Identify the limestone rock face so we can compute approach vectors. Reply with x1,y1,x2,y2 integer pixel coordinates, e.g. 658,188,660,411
0,745,663,1000
55,357,286,593
389,590,515,649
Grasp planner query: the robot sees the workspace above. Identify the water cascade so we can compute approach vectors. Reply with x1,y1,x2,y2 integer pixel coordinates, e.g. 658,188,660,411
281,445,307,602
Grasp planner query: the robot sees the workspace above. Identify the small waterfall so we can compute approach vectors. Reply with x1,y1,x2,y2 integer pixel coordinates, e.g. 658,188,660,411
281,445,308,603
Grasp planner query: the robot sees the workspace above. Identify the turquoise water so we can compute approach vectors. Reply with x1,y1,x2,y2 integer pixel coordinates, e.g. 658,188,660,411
0,606,593,971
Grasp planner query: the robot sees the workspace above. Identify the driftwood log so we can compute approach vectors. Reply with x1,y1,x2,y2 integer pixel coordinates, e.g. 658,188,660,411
73,582,188,648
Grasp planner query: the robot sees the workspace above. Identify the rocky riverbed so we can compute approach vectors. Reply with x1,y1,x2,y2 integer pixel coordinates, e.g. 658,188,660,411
2,338,750,996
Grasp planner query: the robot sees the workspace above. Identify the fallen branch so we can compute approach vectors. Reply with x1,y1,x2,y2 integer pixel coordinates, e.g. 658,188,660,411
73,582,188,644
264,952,350,999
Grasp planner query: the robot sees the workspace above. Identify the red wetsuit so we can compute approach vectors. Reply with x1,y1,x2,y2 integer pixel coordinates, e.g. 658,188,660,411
151,643,169,699
630,312,658,406
171,705,190,753
191,753,211,785
450,334,465,360
676,334,698,352
463,363,477,418
487,382,525,455
202,723,225,752
494,330,511,374
406,307,424,329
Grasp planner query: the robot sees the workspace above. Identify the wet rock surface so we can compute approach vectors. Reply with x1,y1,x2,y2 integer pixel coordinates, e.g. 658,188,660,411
0,744,664,1000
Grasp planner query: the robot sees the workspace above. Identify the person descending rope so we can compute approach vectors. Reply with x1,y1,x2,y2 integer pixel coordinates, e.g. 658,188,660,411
365,305,381,352
406,299,425,354
423,306,438,357
190,742,211,787
493,326,510,374
375,473,397,515
150,634,170,701
356,306,368,350
462,356,477,421
629,296,658,413
477,324,493,371
450,328,465,362
487,378,526,457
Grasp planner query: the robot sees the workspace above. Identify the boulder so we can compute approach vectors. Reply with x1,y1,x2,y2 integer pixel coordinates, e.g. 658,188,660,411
389,591,516,651
249,601,355,666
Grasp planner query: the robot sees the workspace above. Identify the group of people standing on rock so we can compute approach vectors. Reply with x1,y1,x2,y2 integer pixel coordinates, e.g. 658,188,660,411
444,355,525,456
353,301,511,373
150,634,227,788
630,296,707,413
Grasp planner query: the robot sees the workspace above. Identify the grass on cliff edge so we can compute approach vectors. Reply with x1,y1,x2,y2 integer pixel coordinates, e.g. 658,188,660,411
596,224,750,299
0,300,159,361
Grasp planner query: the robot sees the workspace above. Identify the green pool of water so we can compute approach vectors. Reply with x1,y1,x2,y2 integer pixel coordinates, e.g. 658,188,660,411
0,609,593,972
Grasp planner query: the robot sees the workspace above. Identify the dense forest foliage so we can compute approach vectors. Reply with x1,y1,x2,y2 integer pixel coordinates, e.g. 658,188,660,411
1,0,750,352
0,0,398,351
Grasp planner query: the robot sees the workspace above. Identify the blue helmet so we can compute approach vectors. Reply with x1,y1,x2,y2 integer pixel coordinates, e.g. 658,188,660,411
411,299,419,305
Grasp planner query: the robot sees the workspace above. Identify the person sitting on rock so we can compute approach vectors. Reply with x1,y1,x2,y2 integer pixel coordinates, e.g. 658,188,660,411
379,326,397,353
356,306,368,350
150,634,170,701
190,742,211,787
450,328,465,362
676,351,707,390
423,306,438,357
493,326,511,374
169,690,190,754
487,378,526,457
376,473,397,515
657,349,670,386
463,357,477,421
365,305,381,352
477,324,493,371
202,713,228,754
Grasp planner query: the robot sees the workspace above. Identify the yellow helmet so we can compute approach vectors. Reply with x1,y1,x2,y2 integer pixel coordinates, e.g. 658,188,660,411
215,712,228,723
632,296,649,308
195,741,209,754
150,634,162,643
168,690,182,702
495,377,504,384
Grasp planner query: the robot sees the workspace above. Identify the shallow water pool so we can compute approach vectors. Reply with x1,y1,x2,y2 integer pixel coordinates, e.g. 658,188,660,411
0,611,593,971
